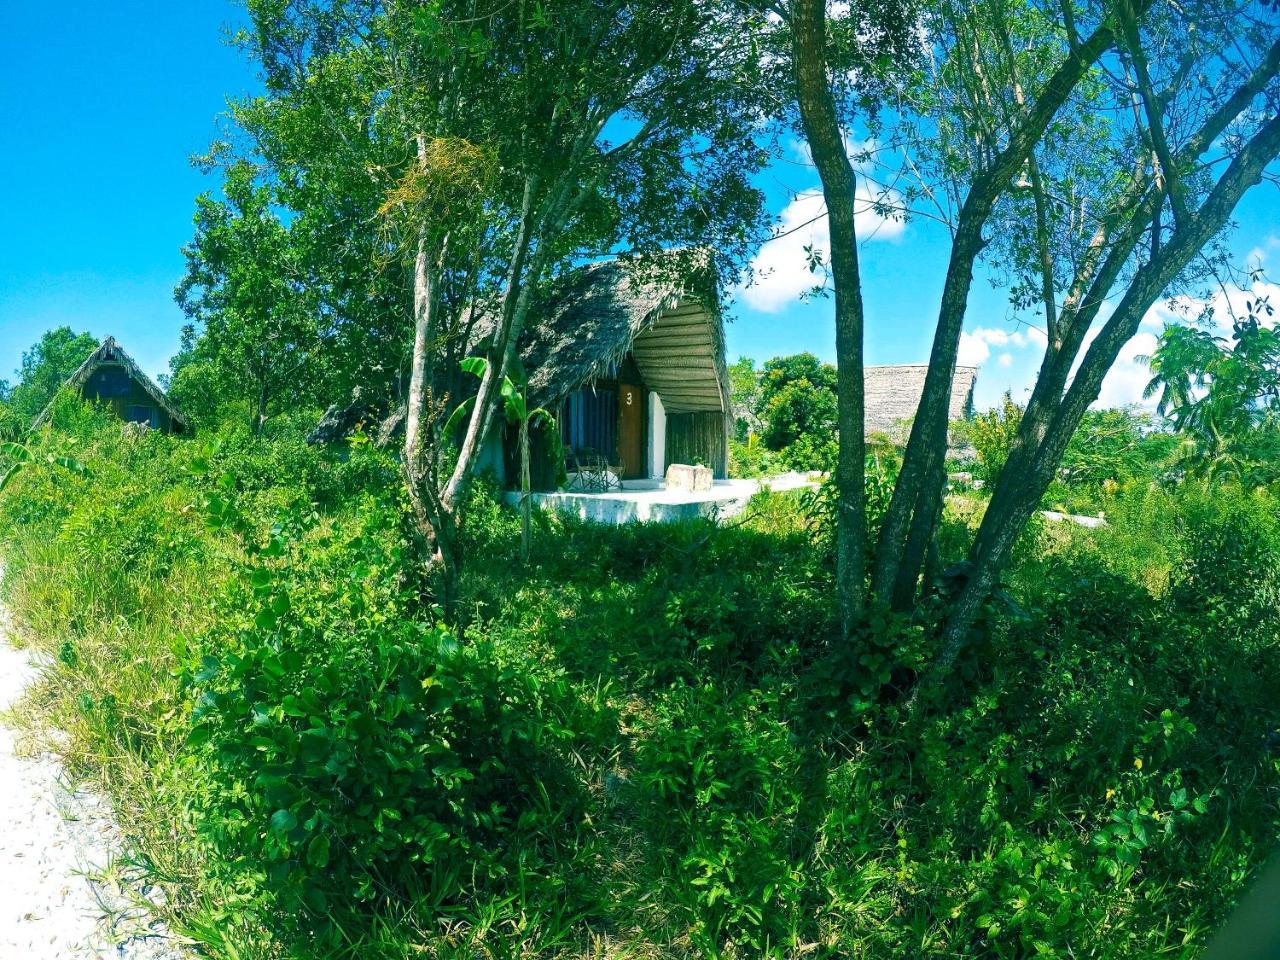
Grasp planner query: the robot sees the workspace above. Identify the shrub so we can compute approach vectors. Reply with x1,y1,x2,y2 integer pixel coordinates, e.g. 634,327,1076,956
185,490,600,930
633,682,805,957
971,392,1023,485
1169,487,1280,645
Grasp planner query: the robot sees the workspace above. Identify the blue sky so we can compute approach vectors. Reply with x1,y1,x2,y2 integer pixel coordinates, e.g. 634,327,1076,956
2,1,1276,411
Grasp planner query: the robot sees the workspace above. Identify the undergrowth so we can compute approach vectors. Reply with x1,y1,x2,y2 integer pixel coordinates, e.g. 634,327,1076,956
1,401,1277,958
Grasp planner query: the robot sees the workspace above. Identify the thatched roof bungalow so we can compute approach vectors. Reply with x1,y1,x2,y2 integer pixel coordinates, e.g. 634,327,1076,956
33,336,187,434
477,255,732,486
865,364,977,440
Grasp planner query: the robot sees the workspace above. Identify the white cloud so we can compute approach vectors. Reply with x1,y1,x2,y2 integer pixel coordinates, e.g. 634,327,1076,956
1110,245,1280,407
739,183,906,313
1246,234,1280,272
956,324,1044,369
970,325,1045,349
1141,237,1280,336
957,331,990,367
1094,331,1159,409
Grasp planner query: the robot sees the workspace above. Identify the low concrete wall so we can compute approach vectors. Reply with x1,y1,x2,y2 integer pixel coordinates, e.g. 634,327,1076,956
502,474,817,526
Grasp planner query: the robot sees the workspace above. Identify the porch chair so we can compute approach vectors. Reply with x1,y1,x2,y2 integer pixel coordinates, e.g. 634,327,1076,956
564,446,620,493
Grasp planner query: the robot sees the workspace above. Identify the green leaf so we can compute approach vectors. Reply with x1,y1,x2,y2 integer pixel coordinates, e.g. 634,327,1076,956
460,356,488,378
0,463,24,493
499,375,518,405
270,808,297,834
185,724,212,748
307,833,331,868
443,396,476,436
0,442,32,462
52,455,90,477
303,885,328,913
194,655,221,683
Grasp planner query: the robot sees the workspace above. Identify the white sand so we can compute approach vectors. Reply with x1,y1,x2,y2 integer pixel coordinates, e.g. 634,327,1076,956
0,637,186,959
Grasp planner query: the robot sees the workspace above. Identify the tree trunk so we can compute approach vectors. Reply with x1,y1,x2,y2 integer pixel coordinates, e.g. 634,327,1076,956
402,229,462,615
791,0,867,633
254,381,268,436
872,20,1120,611
404,230,435,474
520,417,532,564
441,174,542,514
916,107,1280,698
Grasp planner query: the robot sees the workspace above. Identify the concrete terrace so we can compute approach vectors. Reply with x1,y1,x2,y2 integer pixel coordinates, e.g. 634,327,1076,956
502,473,818,525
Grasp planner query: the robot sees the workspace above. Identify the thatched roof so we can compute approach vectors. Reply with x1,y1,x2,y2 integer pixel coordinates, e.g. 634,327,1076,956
477,254,730,416
32,336,187,430
865,364,977,436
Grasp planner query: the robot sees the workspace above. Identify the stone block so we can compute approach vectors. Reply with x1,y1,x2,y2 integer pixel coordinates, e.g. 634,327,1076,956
665,462,712,492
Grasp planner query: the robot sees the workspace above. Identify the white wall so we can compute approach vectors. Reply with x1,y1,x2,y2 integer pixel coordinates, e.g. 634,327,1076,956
648,391,667,479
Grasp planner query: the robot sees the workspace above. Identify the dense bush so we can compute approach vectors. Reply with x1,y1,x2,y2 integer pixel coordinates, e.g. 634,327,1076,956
970,391,1023,485
1,406,1277,959
188,494,598,932
728,352,840,474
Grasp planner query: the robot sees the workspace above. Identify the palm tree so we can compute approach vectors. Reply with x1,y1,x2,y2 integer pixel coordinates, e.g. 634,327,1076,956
1144,304,1280,485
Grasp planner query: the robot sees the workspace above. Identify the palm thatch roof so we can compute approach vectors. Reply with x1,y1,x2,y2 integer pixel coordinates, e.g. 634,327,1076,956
865,364,977,437
476,253,730,416
32,336,187,431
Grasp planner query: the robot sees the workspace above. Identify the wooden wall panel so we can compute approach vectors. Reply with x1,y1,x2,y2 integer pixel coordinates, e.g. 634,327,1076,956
665,411,728,479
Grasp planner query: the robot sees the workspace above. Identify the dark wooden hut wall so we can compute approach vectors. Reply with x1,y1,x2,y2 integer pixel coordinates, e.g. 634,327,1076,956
34,337,188,434
82,364,177,432
666,411,728,479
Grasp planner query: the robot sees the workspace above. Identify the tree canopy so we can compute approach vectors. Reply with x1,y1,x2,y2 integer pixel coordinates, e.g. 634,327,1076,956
6,326,98,422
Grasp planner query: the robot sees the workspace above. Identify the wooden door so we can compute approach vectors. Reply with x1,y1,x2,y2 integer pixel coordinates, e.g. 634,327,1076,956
617,383,645,479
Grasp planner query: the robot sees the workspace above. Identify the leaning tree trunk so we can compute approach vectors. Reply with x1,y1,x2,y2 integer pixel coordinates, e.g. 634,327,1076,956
871,19,1121,612
791,0,867,633
519,417,532,563
916,106,1280,700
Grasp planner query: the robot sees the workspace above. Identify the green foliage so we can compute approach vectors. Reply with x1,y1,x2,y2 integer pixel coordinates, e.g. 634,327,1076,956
971,391,1023,485
6,326,98,421
1168,487,1280,643
188,495,591,929
1059,409,1174,489
633,682,805,956
803,451,898,571
728,355,763,442
173,162,324,431
3,409,1279,959
0,438,90,492
754,352,838,470
727,353,845,475
1145,299,1280,484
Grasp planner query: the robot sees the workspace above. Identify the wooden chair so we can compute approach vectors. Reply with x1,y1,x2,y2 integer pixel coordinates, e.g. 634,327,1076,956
564,446,619,492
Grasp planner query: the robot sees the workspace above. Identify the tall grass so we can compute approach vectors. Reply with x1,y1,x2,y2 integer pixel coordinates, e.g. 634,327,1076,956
1,407,1278,958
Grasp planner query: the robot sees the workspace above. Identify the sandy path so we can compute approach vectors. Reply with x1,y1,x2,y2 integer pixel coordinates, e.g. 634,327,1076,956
0,636,186,959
